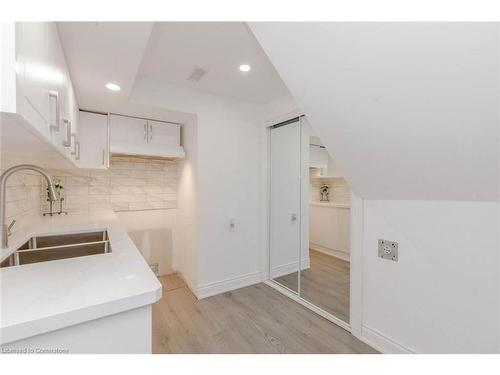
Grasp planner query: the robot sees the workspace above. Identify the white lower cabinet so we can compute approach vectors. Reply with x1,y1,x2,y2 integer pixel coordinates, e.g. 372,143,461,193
1,306,152,354
309,204,351,260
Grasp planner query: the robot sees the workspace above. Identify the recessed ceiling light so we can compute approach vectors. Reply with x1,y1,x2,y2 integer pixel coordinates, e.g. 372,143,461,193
239,64,251,72
106,83,121,91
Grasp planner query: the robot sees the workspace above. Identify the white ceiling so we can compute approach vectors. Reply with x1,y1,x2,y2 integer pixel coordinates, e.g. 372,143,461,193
56,22,192,123
137,22,291,103
56,22,292,122
251,22,500,201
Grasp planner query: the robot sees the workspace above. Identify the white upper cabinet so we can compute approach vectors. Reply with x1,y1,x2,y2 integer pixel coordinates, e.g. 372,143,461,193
18,22,50,137
110,114,148,144
110,114,185,158
0,22,81,167
78,111,109,169
147,120,180,146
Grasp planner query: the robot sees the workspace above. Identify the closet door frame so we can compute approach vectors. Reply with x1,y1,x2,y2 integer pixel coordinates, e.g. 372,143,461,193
265,115,354,334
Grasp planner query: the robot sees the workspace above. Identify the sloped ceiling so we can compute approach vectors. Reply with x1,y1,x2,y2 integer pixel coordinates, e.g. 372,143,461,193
138,22,290,103
250,23,500,201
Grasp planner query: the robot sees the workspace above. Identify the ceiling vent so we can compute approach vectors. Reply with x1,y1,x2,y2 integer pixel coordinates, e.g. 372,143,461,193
187,66,208,82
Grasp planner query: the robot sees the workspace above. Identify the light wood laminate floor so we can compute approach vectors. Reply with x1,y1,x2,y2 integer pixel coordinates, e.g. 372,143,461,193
152,273,375,354
274,250,350,322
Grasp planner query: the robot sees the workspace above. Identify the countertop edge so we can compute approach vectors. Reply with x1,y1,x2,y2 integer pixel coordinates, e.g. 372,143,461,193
1,283,162,345
309,201,351,209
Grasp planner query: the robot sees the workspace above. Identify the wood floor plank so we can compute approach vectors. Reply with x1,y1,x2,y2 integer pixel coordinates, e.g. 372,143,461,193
274,250,350,323
152,274,377,354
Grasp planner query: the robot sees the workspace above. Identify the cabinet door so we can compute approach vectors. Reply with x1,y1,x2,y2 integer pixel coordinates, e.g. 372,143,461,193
310,144,328,169
110,114,148,143
309,145,320,165
19,22,50,137
319,148,329,167
147,120,180,146
78,111,108,168
47,23,67,152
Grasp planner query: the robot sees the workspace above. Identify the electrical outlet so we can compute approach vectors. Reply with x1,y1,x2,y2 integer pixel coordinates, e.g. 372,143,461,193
149,263,159,275
378,239,398,262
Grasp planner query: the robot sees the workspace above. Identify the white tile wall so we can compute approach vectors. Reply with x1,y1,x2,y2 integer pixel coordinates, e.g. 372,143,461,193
309,170,351,205
43,156,178,214
1,169,43,234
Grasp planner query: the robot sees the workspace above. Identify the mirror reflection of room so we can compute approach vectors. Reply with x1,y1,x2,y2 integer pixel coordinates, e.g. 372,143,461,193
306,132,351,323
269,118,351,324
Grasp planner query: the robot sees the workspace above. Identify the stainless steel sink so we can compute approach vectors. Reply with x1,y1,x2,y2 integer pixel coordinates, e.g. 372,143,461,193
1,230,111,268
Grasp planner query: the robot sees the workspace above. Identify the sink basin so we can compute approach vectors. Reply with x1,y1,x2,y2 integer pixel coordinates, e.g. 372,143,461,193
1,230,111,268
17,230,108,250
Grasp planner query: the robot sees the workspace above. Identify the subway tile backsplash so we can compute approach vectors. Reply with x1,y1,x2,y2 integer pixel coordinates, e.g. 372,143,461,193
309,172,351,205
43,156,178,214
2,169,43,234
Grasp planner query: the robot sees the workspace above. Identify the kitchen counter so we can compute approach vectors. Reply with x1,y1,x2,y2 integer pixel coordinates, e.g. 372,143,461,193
309,201,350,209
0,211,162,348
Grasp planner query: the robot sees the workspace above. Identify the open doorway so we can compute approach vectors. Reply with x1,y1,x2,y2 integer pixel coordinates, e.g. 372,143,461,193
269,116,351,326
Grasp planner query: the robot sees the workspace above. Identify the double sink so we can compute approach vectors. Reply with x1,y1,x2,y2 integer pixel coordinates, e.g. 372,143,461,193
1,230,111,268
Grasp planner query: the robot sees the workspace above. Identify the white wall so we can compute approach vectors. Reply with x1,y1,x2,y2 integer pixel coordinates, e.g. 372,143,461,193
251,22,500,353
131,78,267,298
361,200,499,353
175,116,199,292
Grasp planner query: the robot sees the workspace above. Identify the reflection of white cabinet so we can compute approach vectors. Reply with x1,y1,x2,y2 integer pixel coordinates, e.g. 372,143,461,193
309,145,328,169
309,203,350,261
309,144,344,178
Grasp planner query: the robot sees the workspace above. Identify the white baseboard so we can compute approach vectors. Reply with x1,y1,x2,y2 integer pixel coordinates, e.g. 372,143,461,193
361,325,416,354
270,258,310,279
175,271,199,298
197,271,262,299
310,243,350,262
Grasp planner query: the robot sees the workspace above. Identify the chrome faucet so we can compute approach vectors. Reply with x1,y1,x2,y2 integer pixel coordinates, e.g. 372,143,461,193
0,165,59,248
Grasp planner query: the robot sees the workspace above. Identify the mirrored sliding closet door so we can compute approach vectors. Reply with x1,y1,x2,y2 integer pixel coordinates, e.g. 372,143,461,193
269,116,350,324
269,119,302,293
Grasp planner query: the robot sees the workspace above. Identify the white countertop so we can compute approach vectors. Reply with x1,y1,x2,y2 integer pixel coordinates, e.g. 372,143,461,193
309,201,350,209
0,212,162,345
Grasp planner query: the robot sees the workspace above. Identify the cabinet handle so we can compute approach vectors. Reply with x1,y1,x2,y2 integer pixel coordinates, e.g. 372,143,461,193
75,141,80,161
49,91,60,132
144,123,147,140
102,149,105,166
149,123,153,141
62,119,72,147
71,134,77,155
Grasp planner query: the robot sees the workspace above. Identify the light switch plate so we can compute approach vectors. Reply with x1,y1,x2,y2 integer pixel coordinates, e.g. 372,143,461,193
378,239,398,261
